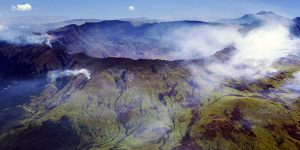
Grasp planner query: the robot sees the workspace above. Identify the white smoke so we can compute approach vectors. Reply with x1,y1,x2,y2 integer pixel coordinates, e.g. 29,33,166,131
43,33,55,48
274,71,300,102
0,25,55,47
284,71,300,92
169,25,241,58
169,17,300,80
48,69,91,81
0,16,67,46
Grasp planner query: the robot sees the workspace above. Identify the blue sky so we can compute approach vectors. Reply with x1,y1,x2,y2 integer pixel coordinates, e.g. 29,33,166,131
0,0,299,21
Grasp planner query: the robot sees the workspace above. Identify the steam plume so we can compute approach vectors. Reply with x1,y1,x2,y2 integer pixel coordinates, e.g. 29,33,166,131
48,69,91,81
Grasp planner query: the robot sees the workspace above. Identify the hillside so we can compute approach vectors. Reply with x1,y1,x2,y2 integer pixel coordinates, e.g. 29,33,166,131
0,42,299,149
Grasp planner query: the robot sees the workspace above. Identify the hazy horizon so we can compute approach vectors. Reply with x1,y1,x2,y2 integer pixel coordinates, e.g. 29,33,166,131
1,0,300,21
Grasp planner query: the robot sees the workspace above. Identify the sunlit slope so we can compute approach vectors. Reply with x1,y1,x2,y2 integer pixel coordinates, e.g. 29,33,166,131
0,52,299,150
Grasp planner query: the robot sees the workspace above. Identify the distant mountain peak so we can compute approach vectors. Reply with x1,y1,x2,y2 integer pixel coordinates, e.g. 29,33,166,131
219,11,285,25
256,11,276,15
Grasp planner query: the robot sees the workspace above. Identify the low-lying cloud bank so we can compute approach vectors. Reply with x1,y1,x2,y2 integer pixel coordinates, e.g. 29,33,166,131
48,69,91,81
0,28,54,47
0,21,54,47
1,13,300,83
0,16,66,47
169,17,300,80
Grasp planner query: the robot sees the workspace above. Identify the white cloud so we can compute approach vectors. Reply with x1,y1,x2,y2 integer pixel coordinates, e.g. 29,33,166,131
11,4,32,11
128,6,135,11
168,18,300,80
211,21,299,79
168,25,241,58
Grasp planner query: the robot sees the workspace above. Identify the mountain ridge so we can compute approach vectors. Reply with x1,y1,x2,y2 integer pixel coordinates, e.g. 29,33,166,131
0,11,300,149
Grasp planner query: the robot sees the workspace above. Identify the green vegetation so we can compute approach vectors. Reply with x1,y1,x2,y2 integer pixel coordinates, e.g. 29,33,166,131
1,58,300,150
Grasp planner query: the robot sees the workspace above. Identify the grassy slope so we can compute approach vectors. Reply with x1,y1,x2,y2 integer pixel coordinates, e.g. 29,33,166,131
1,57,300,150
